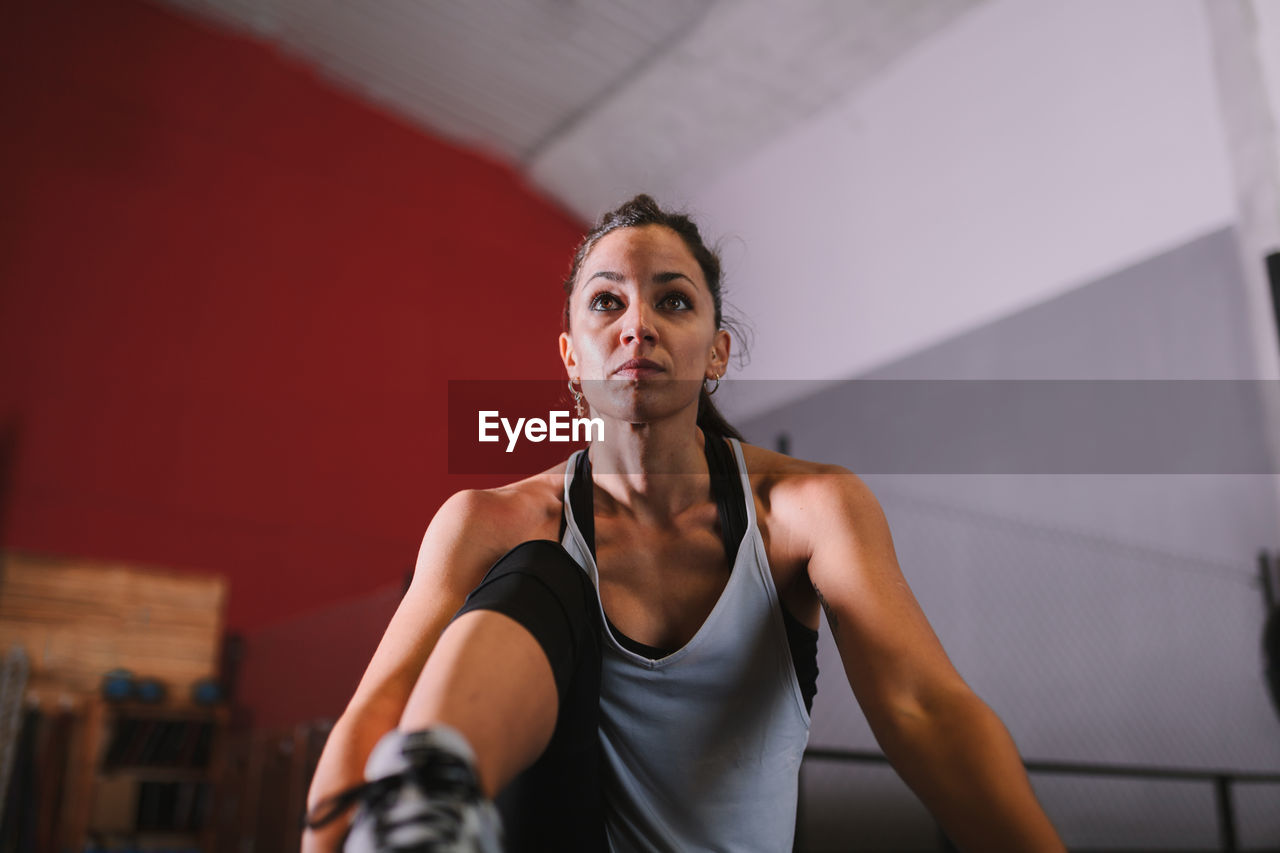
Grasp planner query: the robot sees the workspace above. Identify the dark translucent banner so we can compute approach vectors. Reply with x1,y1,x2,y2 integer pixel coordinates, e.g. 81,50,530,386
446,380,1280,475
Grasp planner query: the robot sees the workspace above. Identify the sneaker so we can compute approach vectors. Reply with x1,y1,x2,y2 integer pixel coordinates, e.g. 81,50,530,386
308,726,505,853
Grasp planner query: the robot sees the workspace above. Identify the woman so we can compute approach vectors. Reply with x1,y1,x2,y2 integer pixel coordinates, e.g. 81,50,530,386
303,196,1063,852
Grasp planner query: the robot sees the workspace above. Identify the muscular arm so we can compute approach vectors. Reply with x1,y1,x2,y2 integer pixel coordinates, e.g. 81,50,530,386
797,469,1063,852
301,490,520,852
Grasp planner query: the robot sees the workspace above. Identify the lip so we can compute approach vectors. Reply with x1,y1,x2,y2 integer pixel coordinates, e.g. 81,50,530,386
613,358,664,378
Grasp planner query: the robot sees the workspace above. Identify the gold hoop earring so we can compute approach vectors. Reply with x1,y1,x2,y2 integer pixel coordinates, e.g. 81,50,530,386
704,374,721,396
568,378,586,417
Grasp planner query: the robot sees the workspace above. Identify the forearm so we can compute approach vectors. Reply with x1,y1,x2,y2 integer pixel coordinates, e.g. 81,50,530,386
302,708,398,853
874,690,1063,853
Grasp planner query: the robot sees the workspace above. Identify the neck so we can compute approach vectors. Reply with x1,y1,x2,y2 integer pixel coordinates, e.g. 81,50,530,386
587,413,711,520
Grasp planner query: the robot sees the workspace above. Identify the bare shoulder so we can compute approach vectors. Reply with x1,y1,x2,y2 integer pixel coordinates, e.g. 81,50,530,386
433,464,564,542
738,443,876,514
737,442,885,560
414,461,567,587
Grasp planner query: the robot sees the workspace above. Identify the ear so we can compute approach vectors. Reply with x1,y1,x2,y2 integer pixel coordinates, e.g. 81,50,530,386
706,329,731,379
559,332,578,377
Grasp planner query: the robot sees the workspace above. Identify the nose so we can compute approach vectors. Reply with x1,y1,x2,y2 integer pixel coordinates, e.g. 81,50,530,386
620,301,657,346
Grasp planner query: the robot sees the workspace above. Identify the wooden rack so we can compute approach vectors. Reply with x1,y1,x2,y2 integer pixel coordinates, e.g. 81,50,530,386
0,551,228,851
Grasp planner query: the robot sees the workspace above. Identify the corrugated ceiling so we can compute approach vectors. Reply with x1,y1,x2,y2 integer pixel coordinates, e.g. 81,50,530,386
155,0,988,220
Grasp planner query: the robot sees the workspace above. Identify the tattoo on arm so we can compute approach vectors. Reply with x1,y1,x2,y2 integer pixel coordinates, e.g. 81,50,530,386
814,585,838,639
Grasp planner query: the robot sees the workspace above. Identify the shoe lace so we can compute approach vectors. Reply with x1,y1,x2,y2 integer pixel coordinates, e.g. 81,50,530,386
304,746,484,849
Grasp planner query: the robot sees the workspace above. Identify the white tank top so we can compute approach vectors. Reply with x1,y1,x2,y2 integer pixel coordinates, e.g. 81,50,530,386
559,437,812,852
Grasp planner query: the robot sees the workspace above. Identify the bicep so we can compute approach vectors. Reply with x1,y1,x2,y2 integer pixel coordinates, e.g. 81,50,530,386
804,474,967,726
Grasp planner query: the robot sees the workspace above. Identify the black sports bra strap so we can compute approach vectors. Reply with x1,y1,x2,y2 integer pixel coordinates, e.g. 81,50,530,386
704,432,747,566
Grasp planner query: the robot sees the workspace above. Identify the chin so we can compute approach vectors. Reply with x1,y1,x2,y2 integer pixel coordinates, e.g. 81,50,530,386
589,379,700,425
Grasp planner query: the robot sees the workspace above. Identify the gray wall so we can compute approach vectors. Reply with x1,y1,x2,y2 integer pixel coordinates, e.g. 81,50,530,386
740,228,1280,850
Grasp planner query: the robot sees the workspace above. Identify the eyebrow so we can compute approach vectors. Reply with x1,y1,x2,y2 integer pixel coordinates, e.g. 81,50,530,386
586,270,696,285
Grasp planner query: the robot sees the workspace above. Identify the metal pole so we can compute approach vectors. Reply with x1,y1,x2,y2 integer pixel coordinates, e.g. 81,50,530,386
1214,775,1237,852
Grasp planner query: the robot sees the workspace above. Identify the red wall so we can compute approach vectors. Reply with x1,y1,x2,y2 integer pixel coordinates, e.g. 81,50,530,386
238,580,407,729
0,0,584,652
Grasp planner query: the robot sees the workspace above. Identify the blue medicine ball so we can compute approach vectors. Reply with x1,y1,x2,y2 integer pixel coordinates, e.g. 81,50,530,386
101,668,134,702
191,678,223,706
134,677,166,703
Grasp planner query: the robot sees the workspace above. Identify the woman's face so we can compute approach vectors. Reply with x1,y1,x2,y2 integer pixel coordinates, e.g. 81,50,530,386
560,225,730,424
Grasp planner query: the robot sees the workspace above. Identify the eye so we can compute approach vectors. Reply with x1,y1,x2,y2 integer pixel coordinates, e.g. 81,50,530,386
589,292,623,311
659,291,693,310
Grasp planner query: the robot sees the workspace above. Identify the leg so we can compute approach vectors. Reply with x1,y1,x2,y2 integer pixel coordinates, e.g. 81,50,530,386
399,609,558,796
447,540,606,852
352,540,606,853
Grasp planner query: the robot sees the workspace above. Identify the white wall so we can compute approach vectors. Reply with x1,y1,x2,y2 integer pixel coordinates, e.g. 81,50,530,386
679,0,1280,847
1254,0,1280,191
687,0,1238,418
743,227,1280,846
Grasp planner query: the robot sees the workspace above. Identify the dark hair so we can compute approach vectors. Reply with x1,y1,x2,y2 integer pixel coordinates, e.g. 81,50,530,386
562,194,743,442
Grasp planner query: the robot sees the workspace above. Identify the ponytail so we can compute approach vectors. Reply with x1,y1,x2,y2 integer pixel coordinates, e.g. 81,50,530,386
696,389,743,442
